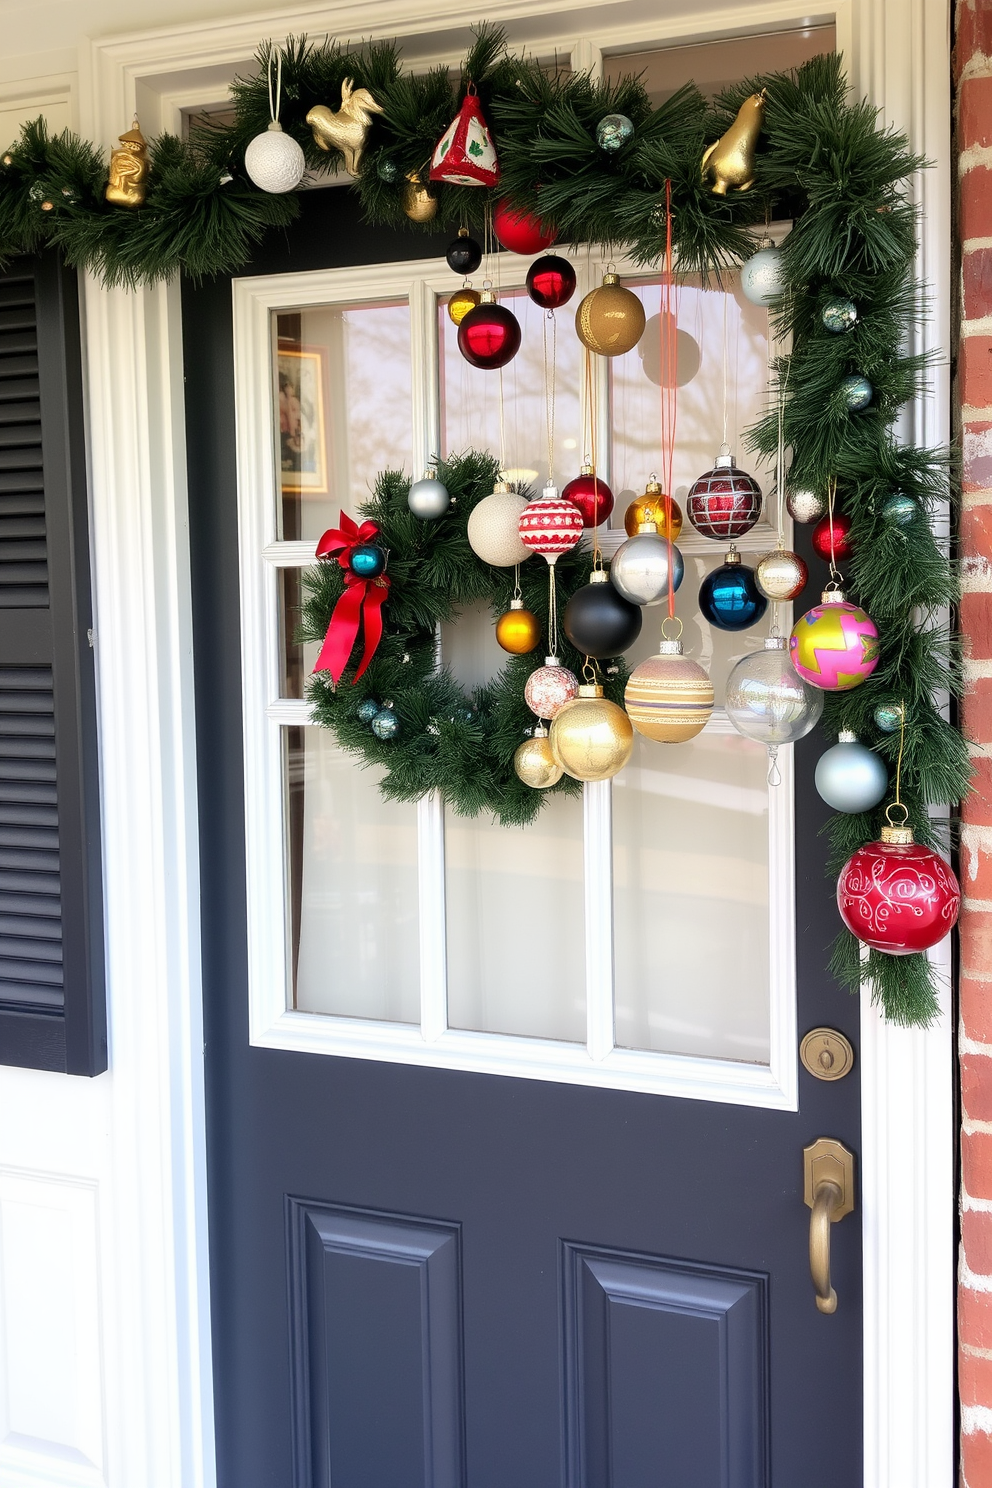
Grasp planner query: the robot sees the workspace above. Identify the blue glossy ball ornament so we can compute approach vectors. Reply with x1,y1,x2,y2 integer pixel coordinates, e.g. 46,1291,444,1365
815,730,888,812
821,297,858,333
883,493,918,526
356,698,379,725
839,374,873,411
349,543,387,579
596,113,634,152
874,703,904,734
698,550,768,632
371,706,399,740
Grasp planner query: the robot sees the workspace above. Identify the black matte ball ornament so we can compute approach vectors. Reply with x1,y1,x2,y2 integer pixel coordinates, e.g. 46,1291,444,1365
563,572,642,658
446,228,482,275
526,254,577,309
698,549,768,632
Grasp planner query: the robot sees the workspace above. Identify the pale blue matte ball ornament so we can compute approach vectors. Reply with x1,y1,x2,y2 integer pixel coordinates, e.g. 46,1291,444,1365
740,245,785,305
883,493,918,526
815,730,888,812
874,703,904,734
821,297,858,333
596,113,634,152
371,707,399,740
356,698,379,725
839,374,873,411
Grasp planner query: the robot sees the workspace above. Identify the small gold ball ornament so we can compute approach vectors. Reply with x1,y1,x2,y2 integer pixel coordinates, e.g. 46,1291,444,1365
402,171,438,223
514,724,564,789
624,478,683,539
755,547,808,602
575,272,646,357
624,640,714,743
448,287,481,326
549,683,634,782
496,598,541,655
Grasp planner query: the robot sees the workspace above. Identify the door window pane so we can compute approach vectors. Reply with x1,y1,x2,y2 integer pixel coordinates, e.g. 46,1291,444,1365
275,302,412,541
288,726,420,1023
604,26,835,106
279,568,320,699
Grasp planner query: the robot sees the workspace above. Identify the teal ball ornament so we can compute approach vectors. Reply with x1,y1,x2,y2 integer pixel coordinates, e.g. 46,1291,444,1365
356,698,379,725
377,156,400,182
821,297,858,333
371,706,399,740
596,113,634,152
349,543,387,579
874,703,904,734
815,731,888,813
408,475,450,519
840,374,873,411
883,493,918,526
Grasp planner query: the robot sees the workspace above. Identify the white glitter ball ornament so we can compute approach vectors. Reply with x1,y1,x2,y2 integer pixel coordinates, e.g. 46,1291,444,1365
244,121,305,193
467,483,531,567
740,244,785,306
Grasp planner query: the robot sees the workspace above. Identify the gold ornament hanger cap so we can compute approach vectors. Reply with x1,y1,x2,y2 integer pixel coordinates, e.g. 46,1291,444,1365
509,597,524,610
881,824,914,846
637,520,660,535
580,462,595,476
457,226,470,238
602,271,620,286
492,479,510,494
644,477,663,495
725,545,742,565
119,122,147,146
658,639,684,656
480,288,497,304
822,586,845,604
578,683,604,698
764,635,787,651
838,729,857,743
589,569,609,585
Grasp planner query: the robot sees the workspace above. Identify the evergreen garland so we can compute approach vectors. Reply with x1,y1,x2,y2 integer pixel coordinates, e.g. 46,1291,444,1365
298,451,627,828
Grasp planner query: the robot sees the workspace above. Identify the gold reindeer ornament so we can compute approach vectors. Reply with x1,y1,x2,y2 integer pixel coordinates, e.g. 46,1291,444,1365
105,120,149,208
306,79,384,176
701,91,766,195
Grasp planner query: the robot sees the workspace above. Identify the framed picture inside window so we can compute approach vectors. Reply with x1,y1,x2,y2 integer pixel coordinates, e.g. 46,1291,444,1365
277,343,330,495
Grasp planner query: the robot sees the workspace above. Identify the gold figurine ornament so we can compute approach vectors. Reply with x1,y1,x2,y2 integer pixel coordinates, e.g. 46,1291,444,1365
306,79,384,176
105,119,149,207
701,91,766,195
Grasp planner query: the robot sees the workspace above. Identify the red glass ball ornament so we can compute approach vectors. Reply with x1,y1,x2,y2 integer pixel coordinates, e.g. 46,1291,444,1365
526,254,576,309
686,449,762,541
837,825,961,955
561,467,614,528
518,488,584,560
457,294,522,370
811,512,854,563
493,201,556,255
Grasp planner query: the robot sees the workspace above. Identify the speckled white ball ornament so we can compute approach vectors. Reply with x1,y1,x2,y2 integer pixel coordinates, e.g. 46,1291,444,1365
466,482,531,567
244,121,305,193
740,244,785,305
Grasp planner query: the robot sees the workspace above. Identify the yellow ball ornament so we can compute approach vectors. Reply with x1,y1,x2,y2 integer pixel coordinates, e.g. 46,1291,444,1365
624,479,683,539
575,272,646,356
513,725,563,789
496,598,541,655
448,287,481,326
549,683,634,781
624,640,714,743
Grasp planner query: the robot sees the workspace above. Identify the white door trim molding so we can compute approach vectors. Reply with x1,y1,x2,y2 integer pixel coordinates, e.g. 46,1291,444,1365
76,2,951,1485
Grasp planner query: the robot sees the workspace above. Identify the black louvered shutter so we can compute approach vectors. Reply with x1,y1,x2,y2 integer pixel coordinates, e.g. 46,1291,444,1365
0,254,105,1075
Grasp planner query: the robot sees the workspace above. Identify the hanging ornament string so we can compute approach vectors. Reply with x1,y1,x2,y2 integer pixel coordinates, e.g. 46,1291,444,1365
826,475,842,587
887,700,908,825
543,298,557,486
267,47,283,125
660,179,679,623
721,285,730,452
583,347,604,572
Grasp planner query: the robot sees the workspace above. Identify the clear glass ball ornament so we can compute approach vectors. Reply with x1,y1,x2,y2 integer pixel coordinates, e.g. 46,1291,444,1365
244,122,306,193
725,636,823,781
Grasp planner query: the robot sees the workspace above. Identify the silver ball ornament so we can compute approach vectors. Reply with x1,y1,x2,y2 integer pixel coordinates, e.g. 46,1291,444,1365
371,706,399,740
785,484,827,524
839,374,873,411
821,297,858,333
466,485,531,566
874,703,904,734
408,474,450,519
882,493,918,526
244,122,306,193
740,245,785,305
596,113,634,152
609,530,683,606
724,636,823,746
814,731,888,812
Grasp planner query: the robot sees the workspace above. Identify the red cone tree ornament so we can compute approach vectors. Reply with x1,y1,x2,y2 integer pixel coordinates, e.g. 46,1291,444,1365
457,290,521,369
493,201,555,254
430,88,499,186
836,821,960,955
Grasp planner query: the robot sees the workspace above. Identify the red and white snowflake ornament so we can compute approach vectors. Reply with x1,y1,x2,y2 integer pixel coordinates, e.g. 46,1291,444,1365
430,89,499,187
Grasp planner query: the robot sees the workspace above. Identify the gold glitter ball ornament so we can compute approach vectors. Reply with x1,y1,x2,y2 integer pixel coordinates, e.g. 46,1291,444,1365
624,479,683,538
623,640,714,743
448,287,481,325
755,547,808,602
496,599,541,655
574,273,646,357
513,725,564,789
549,684,634,781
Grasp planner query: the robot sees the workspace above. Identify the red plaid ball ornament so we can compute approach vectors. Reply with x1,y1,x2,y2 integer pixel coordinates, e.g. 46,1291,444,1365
687,446,762,541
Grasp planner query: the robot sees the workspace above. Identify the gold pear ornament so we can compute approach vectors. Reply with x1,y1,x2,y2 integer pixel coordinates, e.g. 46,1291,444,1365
105,119,149,207
306,79,384,176
701,90,766,195
402,171,438,223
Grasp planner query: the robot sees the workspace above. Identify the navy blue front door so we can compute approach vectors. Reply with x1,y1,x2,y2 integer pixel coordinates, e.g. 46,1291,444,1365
183,186,862,1488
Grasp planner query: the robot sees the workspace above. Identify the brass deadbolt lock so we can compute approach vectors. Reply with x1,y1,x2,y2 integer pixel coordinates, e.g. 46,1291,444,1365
800,1028,855,1081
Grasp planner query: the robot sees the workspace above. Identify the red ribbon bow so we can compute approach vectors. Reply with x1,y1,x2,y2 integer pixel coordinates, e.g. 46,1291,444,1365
313,512,389,686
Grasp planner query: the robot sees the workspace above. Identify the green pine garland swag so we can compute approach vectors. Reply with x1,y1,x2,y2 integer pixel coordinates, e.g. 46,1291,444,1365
298,452,626,827
0,35,967,1023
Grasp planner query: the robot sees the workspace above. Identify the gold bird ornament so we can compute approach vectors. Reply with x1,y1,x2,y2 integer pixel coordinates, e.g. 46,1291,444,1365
306,79,384,176
701,90,767,195
105,119,149,207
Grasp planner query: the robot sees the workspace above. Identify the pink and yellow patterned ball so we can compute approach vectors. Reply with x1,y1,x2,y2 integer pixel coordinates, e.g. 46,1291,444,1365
790,598,879,692
518,495,584,560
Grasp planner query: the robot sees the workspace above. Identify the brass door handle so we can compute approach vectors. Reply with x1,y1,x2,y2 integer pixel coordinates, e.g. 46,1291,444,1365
804,1139,855,1314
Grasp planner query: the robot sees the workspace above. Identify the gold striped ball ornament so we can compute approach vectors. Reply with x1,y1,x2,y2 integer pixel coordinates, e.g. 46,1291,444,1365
496,598,541,655
575,272,646,357
624,639,714,743
448,286,481,326
549,683,634,781
513,724,564,789
466,481,531,567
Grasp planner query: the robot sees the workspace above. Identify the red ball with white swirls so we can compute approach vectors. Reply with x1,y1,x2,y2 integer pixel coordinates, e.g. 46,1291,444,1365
518,496,584,560
836,834,961,955
686,454,762,541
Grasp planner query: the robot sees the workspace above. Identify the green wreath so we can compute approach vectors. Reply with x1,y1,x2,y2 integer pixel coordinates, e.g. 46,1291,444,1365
299,451,628,827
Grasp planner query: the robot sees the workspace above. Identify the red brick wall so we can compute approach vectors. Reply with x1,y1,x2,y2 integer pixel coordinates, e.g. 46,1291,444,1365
957,4,992,1484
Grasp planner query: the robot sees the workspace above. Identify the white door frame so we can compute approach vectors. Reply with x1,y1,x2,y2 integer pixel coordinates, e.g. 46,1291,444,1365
75,2,954,1485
